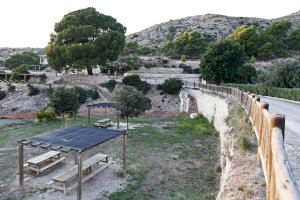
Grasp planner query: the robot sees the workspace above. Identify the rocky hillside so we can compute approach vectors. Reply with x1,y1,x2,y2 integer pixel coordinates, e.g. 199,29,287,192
0,47,44,61
126,10,300,47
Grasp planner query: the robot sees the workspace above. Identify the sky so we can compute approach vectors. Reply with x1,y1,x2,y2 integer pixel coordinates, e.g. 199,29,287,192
0,0,299,48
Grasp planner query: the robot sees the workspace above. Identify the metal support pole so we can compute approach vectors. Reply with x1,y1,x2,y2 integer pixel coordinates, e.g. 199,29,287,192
18,143,24,188
88,107,91,126
117,110,120,130
122,133,126,177
77,153,83,200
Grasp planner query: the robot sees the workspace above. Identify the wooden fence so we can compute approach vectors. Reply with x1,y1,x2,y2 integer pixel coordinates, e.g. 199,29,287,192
185,82,300,200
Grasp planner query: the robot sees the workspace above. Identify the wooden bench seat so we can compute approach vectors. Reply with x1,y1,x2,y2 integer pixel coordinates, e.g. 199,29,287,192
49,153,109,195
27,151,60,165
26,151,64,175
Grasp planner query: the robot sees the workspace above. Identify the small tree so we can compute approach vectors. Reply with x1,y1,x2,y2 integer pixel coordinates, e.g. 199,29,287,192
115,85,151,130
50,87,80,126
200,40,247,84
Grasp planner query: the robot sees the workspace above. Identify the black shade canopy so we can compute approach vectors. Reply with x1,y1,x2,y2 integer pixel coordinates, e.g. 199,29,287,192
28,126,124,153
87,102,117,108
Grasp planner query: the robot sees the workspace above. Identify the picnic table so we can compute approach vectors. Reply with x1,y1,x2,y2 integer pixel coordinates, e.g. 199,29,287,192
26,151,65,175
94,118,112,128
48,153,109,195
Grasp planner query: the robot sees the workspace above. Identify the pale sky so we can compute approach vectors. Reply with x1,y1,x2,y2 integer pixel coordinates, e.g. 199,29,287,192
0,0,299,48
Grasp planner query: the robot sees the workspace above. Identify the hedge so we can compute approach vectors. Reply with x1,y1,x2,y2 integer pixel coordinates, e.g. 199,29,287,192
225,83,300,102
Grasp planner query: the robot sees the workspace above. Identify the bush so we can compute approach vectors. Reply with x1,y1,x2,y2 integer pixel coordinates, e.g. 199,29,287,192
100,80,117,92
87,89,100,100
27,84,40,96
122,74,150,94
262,60,300,88
7,83,16,92
0,89,6,100
159,78,183,94
182,66,194,74
36,108,56,122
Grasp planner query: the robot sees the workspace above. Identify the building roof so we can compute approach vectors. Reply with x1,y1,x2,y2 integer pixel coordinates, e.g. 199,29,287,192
19,126,124,153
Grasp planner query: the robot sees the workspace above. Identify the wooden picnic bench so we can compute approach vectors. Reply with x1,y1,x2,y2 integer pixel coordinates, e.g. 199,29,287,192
26,151,65,175
48,153,109,195
94,118,112,128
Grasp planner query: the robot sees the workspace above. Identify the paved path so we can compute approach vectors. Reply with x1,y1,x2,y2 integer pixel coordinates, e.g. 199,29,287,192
260,96,300,189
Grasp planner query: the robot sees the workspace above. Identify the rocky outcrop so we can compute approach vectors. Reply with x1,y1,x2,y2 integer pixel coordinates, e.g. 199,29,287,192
126,10,300,47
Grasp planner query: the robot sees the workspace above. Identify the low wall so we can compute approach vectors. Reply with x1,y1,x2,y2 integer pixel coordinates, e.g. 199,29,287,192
188,89,233,198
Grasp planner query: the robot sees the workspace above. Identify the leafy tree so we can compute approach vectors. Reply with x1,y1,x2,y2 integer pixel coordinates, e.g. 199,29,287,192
4,52,39,69
266,21,292,41
287,28,300,50
226,25,260,57
158,78,183,94
200,40,248,84
163,31,209,59
10,64,30,81
72,86,88,104
227,21,292,60
114,85,151,130
50,87,80,126
46,7,126,75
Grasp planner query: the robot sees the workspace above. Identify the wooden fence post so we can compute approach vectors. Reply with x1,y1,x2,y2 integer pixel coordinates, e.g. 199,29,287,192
18,143,24,188
266,114,285,200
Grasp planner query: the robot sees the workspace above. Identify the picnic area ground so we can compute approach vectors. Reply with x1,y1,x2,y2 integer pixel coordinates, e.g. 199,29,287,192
0,114,220,200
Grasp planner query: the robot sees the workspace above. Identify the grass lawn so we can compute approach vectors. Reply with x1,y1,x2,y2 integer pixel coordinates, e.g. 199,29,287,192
0,115,220,200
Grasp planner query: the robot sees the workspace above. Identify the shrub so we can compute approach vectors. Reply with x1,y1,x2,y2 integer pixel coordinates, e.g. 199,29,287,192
87,89,100,100
180,55,187,62
236,133,253,152
36,108,56,122
159,78,183,94
122,74,150,94
100,80,117,92
27,84,40,96
182,66,194,74
0,89,6,100
7,83,16,92
263,60,300,88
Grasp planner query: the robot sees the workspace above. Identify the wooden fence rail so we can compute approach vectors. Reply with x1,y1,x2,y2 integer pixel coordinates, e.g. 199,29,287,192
185,82,300,200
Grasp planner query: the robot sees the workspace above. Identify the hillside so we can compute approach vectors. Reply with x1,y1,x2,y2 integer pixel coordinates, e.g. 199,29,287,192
0,47,44,61
126,10,300,47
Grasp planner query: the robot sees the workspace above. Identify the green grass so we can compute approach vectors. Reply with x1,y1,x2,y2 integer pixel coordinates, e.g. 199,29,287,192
109,116,220,200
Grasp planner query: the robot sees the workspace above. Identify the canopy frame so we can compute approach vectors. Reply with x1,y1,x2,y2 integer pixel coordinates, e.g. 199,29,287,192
18,126,126,200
